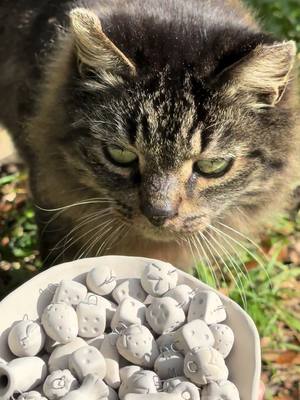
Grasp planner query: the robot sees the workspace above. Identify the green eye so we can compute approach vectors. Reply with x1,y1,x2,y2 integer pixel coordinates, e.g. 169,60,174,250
194,157,233,177
105,145,138,166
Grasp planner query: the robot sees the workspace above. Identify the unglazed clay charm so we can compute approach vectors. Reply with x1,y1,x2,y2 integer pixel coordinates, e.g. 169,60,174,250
156,332,178,352
126,370,161,395
69,345,106,381
8,320,46,357
100,333,121,389
164,285,194,313
154,350,184,379
163,376,189,393
124,394,181,400
108,386,118,400
85,293,117,323
146,297,185,334
175,319,214,353
111,297,146,331
86,265,116,296
52,280,87,307
17,392,47,400
201,380,240,400
48,338,87,373
210,324,234,358
119,366,142,400
188,291,226,325
184,347,228,385
41,303,78,344
76,299,106,338
112,279,147,304
43,369,79,399
61,374,108,400
172,382,200,400
141,262,178,297
117,324,159,368
0,357,47,400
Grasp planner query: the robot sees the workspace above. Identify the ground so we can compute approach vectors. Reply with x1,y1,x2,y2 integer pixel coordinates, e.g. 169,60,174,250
0,1,300,399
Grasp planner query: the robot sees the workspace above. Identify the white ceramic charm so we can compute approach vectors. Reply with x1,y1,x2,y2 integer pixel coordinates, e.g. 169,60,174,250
164,285,194,313
172,382,200,400
117,324,159,368
163,376,189,392
141,262,178,296
175,319,215,353
48,338,87,373
111,297,146,331
112,279,147,304
154,350,184,380
119,366,142,400
52,280,87,307
43,369,79,399
8,320,45,357
69,346,106,381
0,357,47,400
86,265,116,296
210,324,234,358
184,347,228,385
146,297,185,334
41,303,78,344
60,373,108,400
76,299,106,338
125,369,161,396
85,293,117,323
201,380,240,400
188,291,226,325
100,333,121,389
17,392,47,400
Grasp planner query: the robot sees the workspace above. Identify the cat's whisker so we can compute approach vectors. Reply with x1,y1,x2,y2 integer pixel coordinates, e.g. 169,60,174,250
49,215,115,266
186,235,199,271
35,197,112,213
96,221,125,256
46,209,113,253
213,222,271,286
203,229,248,308
207,224,253,286
216,220,268,261
192,233,218,288
198,231,247,309
74,218,116,260
199,231,227,286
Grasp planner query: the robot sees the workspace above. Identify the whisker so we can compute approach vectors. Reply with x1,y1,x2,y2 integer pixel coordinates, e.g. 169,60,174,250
35,197,112,213
201,230,247,308
213,222,271,285
194,233,219,288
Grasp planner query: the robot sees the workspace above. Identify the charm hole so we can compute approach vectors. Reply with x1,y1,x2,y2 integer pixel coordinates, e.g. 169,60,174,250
182,391,191,400
0,374,9,389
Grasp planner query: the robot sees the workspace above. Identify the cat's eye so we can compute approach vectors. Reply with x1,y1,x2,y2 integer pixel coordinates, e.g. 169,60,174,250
105,145,138,166
194,157,233,178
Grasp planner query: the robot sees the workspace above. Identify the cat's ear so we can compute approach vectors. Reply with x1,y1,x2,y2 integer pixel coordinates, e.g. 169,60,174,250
69,8,136,80
221,41,297,107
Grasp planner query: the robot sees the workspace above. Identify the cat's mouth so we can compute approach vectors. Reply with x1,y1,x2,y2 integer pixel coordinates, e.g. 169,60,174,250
116,210,210,241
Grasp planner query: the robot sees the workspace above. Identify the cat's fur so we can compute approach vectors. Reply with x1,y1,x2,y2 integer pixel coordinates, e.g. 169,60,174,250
0,0,299,269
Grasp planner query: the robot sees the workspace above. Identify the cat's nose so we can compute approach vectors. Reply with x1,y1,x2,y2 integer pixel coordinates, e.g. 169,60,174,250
141,203,178,227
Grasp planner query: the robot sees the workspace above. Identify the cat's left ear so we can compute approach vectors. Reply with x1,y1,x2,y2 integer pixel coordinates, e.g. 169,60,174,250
69,8,136,80
221,41,297,107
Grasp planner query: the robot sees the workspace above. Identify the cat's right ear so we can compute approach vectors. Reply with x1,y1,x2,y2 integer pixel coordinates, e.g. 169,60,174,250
69,8,136,83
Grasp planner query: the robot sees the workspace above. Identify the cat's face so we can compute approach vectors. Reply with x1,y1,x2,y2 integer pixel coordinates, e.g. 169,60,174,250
61,9,298,242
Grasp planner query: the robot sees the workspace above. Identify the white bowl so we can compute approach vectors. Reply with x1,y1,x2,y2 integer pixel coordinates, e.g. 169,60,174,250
0,256,261,400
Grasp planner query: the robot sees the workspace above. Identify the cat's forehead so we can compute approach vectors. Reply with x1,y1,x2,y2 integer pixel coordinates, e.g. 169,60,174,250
125,70,204,168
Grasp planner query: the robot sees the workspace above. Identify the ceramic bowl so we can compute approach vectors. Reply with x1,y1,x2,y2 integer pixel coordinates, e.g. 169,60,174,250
0,256,261,400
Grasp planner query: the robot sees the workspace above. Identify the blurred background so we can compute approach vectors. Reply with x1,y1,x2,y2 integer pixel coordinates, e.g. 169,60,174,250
0,1,299,399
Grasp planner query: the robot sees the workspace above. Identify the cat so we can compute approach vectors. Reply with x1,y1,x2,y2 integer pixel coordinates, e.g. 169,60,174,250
0,0,299,270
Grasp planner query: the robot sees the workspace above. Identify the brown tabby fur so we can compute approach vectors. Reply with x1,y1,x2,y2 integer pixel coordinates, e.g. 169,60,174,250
0,0,299,270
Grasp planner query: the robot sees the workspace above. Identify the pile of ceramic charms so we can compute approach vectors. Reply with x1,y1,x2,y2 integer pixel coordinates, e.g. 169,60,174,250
0,261,240,400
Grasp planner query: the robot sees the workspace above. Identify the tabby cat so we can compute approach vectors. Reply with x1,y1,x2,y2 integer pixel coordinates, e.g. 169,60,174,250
0,0,299,269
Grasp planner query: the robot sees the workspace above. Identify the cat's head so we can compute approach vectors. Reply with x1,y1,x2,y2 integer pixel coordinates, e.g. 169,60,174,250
60,8,299,242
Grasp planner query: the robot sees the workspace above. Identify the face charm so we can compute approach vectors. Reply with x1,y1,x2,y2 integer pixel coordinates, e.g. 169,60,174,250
184,347,228,385
141,262,178,296
43,370,79,399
